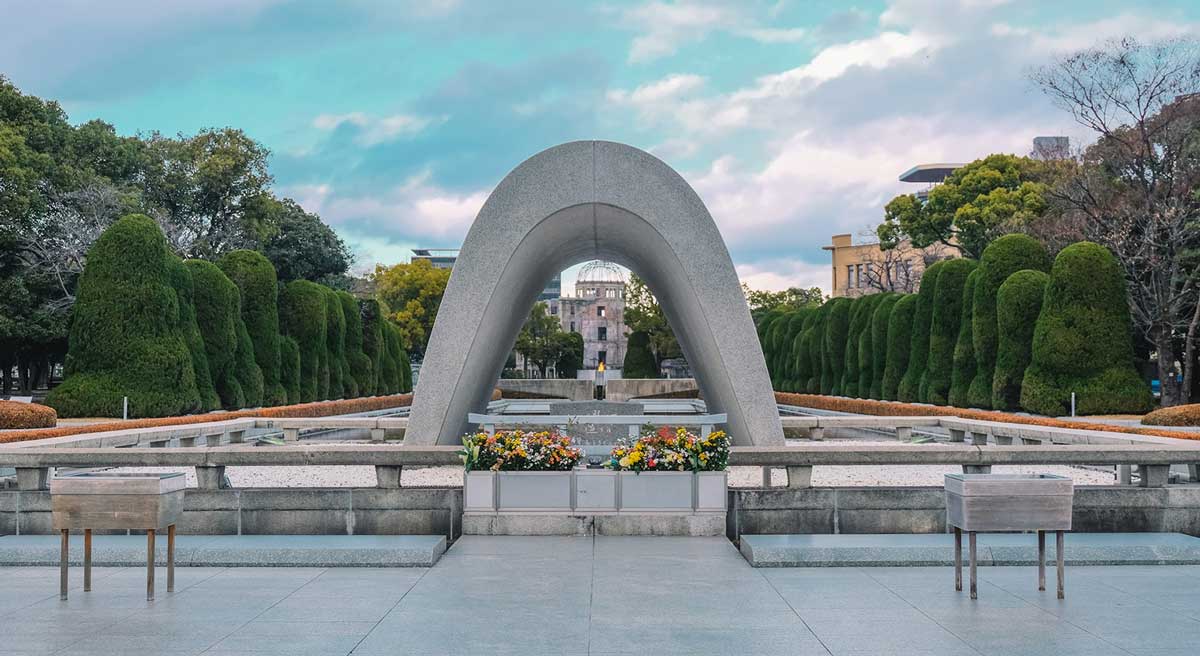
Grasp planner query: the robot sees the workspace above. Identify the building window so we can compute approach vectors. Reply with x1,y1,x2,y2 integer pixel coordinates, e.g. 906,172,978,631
855,263,864,288
846,265,854,289
569,321,576,332
570,305,576,316
598,350,607,364
597,326,607,341
597,306,606,317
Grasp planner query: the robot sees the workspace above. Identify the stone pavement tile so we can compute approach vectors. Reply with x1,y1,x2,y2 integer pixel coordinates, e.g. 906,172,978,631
353,607,591,655
206,632,364,655
231,620,378,637
1042,604,1200,651
591,578,789,617
254,598,395,624
761,573,913,609
444,535,593,559
589,613,829,656
801,614,976,654
53,634,220,654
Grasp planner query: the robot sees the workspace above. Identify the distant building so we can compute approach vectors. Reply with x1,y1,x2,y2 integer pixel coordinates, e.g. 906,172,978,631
824,234,950,298
555,261,629,370
415,247,560,301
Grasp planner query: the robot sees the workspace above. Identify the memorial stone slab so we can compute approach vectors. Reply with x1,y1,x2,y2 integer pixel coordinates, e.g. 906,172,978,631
549,400,643,462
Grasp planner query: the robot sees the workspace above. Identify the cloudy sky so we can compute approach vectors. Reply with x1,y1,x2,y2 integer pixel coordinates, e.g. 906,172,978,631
4,0,1198,293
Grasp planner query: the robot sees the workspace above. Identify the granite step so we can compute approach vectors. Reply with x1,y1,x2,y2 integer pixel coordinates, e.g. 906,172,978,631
0,534,446,567
740,532,1200,567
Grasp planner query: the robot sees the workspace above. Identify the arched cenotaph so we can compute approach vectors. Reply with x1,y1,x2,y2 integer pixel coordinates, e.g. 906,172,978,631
406,141,785,447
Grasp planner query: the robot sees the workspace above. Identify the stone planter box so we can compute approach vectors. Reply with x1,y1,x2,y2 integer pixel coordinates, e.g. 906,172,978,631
463,470,726,513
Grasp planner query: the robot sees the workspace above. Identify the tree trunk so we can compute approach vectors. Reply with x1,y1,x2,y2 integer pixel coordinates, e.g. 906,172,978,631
1184,297,1200,405
1155,330,1180,407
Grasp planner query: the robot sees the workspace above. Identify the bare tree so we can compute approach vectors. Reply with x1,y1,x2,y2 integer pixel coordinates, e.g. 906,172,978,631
1032,37,1200,406
855,228,949,294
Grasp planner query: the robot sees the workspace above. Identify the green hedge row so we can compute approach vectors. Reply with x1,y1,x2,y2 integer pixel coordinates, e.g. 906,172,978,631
760,235,1151,416
46,216,413,418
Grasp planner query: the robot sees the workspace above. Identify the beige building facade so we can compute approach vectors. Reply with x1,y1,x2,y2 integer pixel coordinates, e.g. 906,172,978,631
824,234,951,298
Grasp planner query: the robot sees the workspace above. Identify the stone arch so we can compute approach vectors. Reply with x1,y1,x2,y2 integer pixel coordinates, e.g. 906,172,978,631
406,141,784,446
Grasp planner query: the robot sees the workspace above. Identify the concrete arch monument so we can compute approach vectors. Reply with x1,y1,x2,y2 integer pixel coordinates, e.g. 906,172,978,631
407,141,784,446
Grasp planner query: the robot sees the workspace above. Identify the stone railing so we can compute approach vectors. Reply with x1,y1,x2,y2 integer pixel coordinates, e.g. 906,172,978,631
4,442,1199,492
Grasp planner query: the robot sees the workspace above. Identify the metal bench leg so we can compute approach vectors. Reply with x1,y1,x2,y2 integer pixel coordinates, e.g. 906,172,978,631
969,531,977,600
954,527,962,592
147,529,156,601
84,529,92,592
60,529,69,601
1056,530,1065,600
167,524,176,593
1037,530,1045,591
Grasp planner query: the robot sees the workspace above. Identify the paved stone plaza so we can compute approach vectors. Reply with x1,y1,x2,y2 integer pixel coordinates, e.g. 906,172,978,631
1,536,1198,655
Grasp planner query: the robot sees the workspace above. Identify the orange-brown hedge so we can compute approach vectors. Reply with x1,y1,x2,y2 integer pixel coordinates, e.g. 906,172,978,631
1141,404,1200,427
775,392,1200,442
0,401,58,429
0,394,414,444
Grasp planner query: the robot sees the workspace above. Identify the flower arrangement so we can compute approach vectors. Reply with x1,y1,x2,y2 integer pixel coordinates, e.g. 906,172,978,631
460,429,583,471
607,425,730,472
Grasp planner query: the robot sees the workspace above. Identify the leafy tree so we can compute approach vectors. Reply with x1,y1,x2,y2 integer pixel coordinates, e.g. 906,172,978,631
949,268,981,407
260,198,352,283
925,258,977,405
968,235,1051,408
744,284,824,320
868,293,901,399
993,269,1049,410
877,154,1058,258
1033,37,1200,406
373,258,450,356
899,261,944,402
515,302,571,378
1022,242,1154,415
45,215,200,417
624,330,658,378
555,331,584,379
881,294,917,400
625,274,681,367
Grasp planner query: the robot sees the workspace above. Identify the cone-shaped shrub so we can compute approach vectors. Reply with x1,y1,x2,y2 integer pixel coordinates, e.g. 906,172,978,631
279,336,301,404
398,344,413,393
850,295,885,398
323,287,347,399
793,311,818,392
783,312,808,391
767,311,792,388
806,305,829,392
47,215,201,418
869,293,900,399
949,268,980,408
279,280,328,403
1021,242,1153,416
624,331,658,378
361,298,386,393
233,316,264,408
379,322,400,394
387,323,409,393
185,259,245,410
992,269,1049,410
969,235,1050,408
881,294,917,400
219,250,286,406
823,297,852,395
168,257,220,412
843,297,873,398
924,258,977,405
899,261,944,402
338,291,370,397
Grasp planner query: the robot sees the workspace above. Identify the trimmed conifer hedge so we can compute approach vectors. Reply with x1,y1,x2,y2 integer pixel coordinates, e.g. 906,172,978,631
624,330,658,378
279,280,328,403
46,215,201,418
969,234,1050,409
186,259,246,410
279,336,301,406
843,297,874,398
360,298,386,394
992,269,1048,410
868,293,900,400
219,250,286,406
949,268,980,408
806,305,828,393
338,290,372,397
323,287,347,399
924,258,976,405
899,260,944,402
1020,242,1153,416
881,294,917,401
822,297,851,396
168,257,220,412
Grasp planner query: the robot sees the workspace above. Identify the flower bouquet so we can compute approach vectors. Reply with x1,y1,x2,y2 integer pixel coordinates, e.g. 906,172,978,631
607,425,730,472
459,429,583,471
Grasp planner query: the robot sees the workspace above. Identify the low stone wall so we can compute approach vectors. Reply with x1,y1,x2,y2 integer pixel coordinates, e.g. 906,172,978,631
495,379,593,400
1,487,462,540
605,378,697,402
728,486,1200,539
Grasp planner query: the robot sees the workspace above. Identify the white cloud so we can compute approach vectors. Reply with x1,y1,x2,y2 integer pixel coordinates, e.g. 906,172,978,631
606,73,706,105
620,1,808,62
737,260,830,295
990,13,1198,55
311,112,442,146
739,27,807,43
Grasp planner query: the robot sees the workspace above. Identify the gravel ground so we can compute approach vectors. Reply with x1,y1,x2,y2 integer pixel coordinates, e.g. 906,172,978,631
113,439,1116,488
